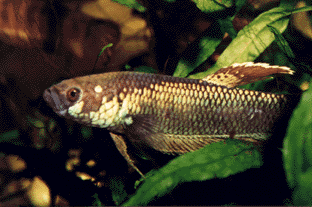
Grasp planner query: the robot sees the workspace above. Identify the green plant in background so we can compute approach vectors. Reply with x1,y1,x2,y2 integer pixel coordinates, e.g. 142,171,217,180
284,81,312,205
187,4,312,80
2,0,312,205
123,140,262,206
116,0,312,205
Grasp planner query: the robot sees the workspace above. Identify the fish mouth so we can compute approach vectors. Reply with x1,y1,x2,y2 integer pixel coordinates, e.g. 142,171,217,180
43,88,68,117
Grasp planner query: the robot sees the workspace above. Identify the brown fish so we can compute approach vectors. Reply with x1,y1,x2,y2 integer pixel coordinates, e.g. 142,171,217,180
43,62,295,177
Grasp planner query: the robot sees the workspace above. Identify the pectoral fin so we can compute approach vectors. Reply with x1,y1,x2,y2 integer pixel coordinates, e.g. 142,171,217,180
109,132,145,178
203,62,294,88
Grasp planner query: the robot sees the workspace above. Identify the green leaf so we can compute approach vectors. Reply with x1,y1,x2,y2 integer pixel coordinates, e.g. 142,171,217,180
112,0,146,12
92,193,104,206
27,115,45,128
122,139,262,206
188,5,299,79
34,128,46,149
173,23,223,77
81,126,93,140
193,0,234,13
134,66,158,74
238,77,273,91
125,64,132,70
235,0,248,13
268,25,295,58
283,79,312,205
109,176,128,205
48,119,56,132
218,17,237,39
99,43,113,58
0,130,23,146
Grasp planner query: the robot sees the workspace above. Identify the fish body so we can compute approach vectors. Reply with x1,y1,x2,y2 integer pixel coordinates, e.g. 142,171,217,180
43,62,295,177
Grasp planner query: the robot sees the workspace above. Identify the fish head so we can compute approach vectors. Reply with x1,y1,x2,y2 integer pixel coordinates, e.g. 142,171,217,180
43,78,83,118
43,72,131,130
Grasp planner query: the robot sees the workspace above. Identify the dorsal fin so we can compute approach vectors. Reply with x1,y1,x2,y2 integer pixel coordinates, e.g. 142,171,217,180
202,62,294,88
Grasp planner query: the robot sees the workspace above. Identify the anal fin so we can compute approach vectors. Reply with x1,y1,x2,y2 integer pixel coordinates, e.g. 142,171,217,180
139,133,225,155
124,114,267,156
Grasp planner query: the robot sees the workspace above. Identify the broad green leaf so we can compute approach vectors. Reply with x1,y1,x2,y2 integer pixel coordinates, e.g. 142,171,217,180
268,25,295,58
122,139,262,206
173,23,223,77
174,0,242,78
283,79,312,205
238,78,273,91
193,0,234,13
189,5,312,79
112,0,146,12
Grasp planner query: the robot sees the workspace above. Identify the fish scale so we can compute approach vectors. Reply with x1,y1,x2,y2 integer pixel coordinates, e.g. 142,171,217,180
43,62,296,177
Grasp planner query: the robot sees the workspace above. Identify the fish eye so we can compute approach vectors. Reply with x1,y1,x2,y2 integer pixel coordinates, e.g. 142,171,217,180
67,88,80,102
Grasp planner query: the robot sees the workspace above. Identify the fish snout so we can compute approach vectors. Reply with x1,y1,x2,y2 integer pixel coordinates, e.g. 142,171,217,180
43,88,68,116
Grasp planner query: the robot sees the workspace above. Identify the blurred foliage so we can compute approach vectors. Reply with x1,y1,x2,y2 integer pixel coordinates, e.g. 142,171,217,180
109,177,128,205
112,0,146,12
1,0,312,206
0,130,23,146
193,0,245,13
92,193,104,206
133,66,158,73
173,22,223,78
283,79,312,205
117,0,312,206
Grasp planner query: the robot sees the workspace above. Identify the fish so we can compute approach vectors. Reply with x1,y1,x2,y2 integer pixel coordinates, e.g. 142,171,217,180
43,62,296,177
